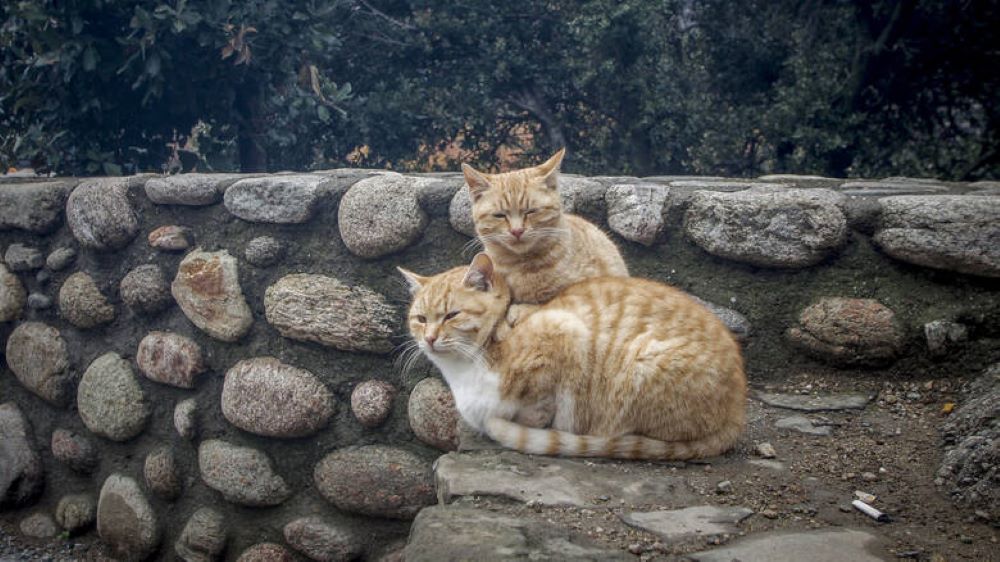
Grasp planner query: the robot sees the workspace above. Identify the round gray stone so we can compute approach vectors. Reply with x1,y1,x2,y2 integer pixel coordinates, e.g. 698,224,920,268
148,225,194,251
924,320,969,358
224,174,329,223
448,187,476,237
120,264,173,315
4,243,45,271
684,187,847,267
51,428,98,473
19,512,58,538
198,440,291,507
688,297,751,342
174,398,198,440
59,271,115,328
45,247,76,271
222,357,335,438
264,274,396,354
77,352,151,441
136,331,206,389
56,493,96,534
5,322,72,405
144,447,182,500
351,380,397,428
172,249,253,342
284,516,363,562
605,183,670,246
175,507,227,562
338,173,429,258
145,174,242,206
0,263,26,322
97,474,160,560
236,543,295,562
0,402,43,507
314,445,435,519
245,236,286,267
0,180,73,233
66,178,140,251
408,378,460,451
786,297,903,367
873,195,1000,277
26,293,52,309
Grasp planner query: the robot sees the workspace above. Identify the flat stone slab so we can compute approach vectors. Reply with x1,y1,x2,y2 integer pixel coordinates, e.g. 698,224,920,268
404,506,630,562
774,415,833,436
755,391,872,412
688,528,887,562
435,451,695,507
620,505,753,542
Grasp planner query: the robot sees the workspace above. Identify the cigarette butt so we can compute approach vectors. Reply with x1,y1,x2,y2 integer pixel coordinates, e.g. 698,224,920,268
854,490,876,504
942,402,955,415
852,499,890,522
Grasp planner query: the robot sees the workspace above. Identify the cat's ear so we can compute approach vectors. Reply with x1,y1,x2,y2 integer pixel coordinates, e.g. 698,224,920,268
397,267,428,295
463,253,494,292
535,147,565,190
462,163,491,202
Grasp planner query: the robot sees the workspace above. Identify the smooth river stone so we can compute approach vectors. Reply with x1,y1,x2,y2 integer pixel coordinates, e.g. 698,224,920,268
222,357,335,438
172,249,253,342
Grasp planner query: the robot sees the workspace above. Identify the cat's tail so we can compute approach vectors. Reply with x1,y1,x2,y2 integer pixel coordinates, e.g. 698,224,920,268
483,418,741,460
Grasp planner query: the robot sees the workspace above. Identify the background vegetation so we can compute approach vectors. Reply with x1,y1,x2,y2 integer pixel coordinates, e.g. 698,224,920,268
2,0,997,179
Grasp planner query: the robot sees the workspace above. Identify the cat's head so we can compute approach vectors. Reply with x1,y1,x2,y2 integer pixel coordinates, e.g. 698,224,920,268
463,148,566,254
398,253,510,358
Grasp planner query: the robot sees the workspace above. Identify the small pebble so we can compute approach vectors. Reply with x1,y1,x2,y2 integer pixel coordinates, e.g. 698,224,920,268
861,472,878,482
716,480,733,494
755,442,776,459
760,509,779,519
628,543,645,555
27,293,52,309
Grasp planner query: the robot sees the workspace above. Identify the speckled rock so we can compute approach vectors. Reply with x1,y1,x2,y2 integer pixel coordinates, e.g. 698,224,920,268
314,445,435,519
236,543,295,562
0,402,43,507
222,357,335,438
136,331,206,389
175,507,227,562
558,175,608,220
174,399,198,440
689,297,751,342
605,183,669,246
786,297,903,367
264,274,396,353
45,246,76,271
172,249,253,342
51,428,98,473
66,178,140,251
59,271,115,328
873,195,1000,277
77,352,151,441
284,516,363,562
120,264,173,315
244,236,285,267
19,512,58,538
408,378,460,451
144,447,182,500
448,186,476,237
5,322,72,405
56,493,97,534
145,174,242,206
837,178,948,196
0,180,73,233
198,440,291,507
925,320,969,358
0,263,26,322
4,243,44,271
148,225,193,251
351,380,397,428
684,187,847,267
97,474,160,560
224,174,329,223
338,173,428,258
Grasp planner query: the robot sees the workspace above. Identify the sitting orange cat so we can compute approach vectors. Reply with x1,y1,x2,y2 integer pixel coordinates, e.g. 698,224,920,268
463,148,628,305
399,254,746,460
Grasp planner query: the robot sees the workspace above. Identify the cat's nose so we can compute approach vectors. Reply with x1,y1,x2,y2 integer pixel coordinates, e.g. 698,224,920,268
510,228,525,240
425,335,437,348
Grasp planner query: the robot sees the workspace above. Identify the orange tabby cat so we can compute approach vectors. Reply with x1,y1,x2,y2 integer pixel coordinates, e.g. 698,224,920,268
399,254,746,460
463,149,628,305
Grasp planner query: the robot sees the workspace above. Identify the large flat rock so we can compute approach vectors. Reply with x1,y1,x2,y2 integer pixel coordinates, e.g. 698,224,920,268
404,506,630,562
620,505,753,542
435,451,695,507
755,391,872,412
688,528,887,562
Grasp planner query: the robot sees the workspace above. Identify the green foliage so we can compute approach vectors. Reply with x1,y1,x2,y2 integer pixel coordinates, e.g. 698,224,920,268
2,0,997,179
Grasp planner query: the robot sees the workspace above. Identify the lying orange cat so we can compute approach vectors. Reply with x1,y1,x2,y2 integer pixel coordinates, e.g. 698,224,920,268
399,254,746,459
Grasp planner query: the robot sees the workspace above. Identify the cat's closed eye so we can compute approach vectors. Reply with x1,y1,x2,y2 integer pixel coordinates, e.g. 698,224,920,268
492,212,506,219
524,208,538,215
445,311,460,320
415,315,427,323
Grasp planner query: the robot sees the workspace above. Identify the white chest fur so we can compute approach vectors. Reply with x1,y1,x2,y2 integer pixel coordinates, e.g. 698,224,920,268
428,354,516,432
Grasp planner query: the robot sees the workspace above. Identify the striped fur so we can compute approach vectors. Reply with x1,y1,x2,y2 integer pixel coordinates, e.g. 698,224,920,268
399,255,747,461
464,149,628,304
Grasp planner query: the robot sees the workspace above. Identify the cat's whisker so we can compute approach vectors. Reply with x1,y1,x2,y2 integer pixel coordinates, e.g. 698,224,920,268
461,236,485,256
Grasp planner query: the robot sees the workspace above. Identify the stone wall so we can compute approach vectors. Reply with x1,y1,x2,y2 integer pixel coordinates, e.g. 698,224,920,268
1,170,998,560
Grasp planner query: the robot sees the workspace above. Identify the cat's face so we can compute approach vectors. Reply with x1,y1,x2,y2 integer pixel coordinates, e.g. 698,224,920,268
465,149,566,254
398,253,510,358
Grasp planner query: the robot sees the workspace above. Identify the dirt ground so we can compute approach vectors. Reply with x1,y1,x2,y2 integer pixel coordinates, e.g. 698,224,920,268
2,372,998,561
